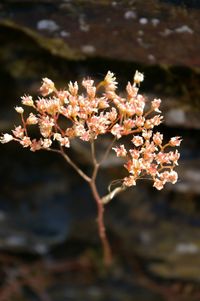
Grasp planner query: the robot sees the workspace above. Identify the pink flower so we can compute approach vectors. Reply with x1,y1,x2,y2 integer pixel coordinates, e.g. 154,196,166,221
40,78,55,96
12,126,24,139
151,98,161,112
131,136,143,147
153,132,163,145
112,145,127,157
169,136,182,147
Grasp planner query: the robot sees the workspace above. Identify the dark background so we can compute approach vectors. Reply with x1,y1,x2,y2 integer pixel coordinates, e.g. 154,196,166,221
0,1,200,300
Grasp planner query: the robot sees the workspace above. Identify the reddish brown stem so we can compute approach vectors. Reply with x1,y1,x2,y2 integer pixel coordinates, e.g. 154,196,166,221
89,179,112,266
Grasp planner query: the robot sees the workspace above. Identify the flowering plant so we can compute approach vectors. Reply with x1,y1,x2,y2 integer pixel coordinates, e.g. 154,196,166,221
0,71,181,265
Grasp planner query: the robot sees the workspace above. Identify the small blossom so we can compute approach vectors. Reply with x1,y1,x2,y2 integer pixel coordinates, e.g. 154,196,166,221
60,137,70,148
169,136,182,147
41,138,52,148
131,135,143,147
124,175,136,187
26,113,38,125
68,81,78,96
15,106,24,114
134,70,144,85
153,178,164,190
0,133,13,143
40,78,55,96
151,98,161,112
112,145,127,157
12,126,24,138
21,95,34,106
153,132,163,145
104,71,118,92
20,136,32,148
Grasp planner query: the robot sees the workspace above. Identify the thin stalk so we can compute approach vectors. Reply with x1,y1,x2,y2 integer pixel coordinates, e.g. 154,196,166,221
88,179,112,266
48,148,91,182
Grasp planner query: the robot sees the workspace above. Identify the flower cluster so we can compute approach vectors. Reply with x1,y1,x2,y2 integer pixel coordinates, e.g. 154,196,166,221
0,71,181,190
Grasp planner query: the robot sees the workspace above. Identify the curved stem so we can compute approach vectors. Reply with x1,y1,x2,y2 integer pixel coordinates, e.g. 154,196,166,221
89,179,112,266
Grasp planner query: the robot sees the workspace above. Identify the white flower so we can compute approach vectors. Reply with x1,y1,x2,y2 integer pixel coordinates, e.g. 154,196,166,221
0,133,13,143
15,106,24,114
134,70,144,84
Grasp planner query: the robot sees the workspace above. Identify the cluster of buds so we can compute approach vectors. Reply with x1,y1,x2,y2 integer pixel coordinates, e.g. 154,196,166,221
0,71,181,190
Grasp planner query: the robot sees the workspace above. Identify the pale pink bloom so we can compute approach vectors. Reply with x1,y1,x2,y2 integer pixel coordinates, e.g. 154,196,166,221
82,79,96,98
60,137,70,148
53,133,62,141
40,78,55,96
26,113,38,125
80,131,90,141
168,150,180,165
21,95,34,107
104,71,117,92
153,132,163,145
169,136,182,147
15,106,24,114
134,70,144,84
135,116,145,127
112,145,127,157
30,139,42,152
12,126,24,138
132,135,143,147
41,138,52,148
98,98,109,109
129,149,140,159
147,164,158,176
74,123,86,137
20,136,32,148
111,124,122,139
151,98,161,112
156,152,170,164
124,175,136,187
68,81,78,96
106,107,117,122
153,178,164,190
168,170,178,184
39,116,54,138
0,133,13,143
126,82,138,97
142,130,152,140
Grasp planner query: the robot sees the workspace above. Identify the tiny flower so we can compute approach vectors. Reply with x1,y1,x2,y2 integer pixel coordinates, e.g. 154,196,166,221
12,126,24,138
53,133,62,141
21,95,34,106
0,133,13,143
151,98,161,112
112,145,127,157
60,137,70,148
40,78,55,96
20,136,32,148
41,138,52,148
15,106,24,114
124,175,136,187
104,71,118,92
30,139,42,152
26,113,38,125
134,70,144,85
68,81,78,96
153,132,163,145
153,178,164,190
169,136,182,147
131,135,143,147
168,170,178,184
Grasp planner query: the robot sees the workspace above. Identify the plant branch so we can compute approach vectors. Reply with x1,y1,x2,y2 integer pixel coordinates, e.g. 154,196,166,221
102,185,127,204
48,147,91,182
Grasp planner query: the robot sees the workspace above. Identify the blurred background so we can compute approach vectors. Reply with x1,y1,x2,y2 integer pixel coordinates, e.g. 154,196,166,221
0,1,200,300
